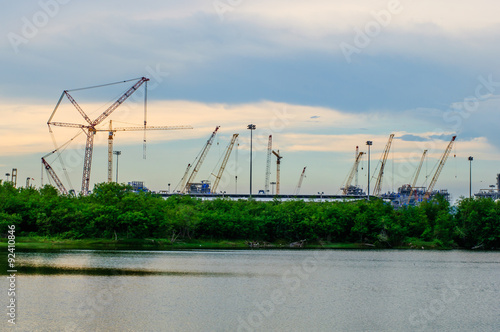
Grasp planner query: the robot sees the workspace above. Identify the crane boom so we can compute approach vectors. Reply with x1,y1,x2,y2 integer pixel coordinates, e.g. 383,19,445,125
342,151,364,195
183,126,220,193
264,135,272,193
372,134,395,196
272,150,282,195
212,134,239,193
294,167,306,195
407,150,428,204
41,157,68,195
424,136,456,199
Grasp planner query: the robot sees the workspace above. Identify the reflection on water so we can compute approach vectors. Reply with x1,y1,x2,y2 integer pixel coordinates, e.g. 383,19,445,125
0,250,498,331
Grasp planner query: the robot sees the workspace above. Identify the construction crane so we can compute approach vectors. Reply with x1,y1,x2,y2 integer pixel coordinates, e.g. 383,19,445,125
176,164,192,193
407,150,428,204
48,77,149,195
294,167,307,195
41,157,68,195
424,136,457,199
211,134,239,193
372,134,395,196
264,135,272,193
272,150,282,195
355,146,360,187
183,126,220,194
342,151,365,195
11,168,17,188
97,120,193,182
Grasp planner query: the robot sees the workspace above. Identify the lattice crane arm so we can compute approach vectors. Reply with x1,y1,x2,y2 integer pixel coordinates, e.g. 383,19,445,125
373,134,395,196
294,167,307,195
342,152,364,195
407,150,428,204
264,135,272,193
41,157,68,195
212,134,239,193
424,136,456,199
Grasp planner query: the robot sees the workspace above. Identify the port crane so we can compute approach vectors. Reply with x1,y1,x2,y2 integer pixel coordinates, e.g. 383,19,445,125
211,134,239,193
407,150,428,205
342,151,365,195
264,135,272,193
424,136,457,199
272,150,282,195
47,77,149,195
98,120,193,182
182,126,220,193
294,167,307,195
372,134,395,196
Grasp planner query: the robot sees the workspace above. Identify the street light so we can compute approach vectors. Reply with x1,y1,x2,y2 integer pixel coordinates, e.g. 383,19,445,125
270,182,276,195
468,156,473,198
113,151,122,183
318,192,324,201
5,173,10,182
366,141,372,200
247,124,256,197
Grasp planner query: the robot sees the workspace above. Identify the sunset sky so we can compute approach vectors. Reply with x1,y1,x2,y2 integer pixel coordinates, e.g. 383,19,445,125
2,0,500,199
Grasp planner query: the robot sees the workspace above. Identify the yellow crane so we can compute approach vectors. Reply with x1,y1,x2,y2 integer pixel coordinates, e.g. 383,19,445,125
272,150,282,194
211,134,239,193
424,136,457,199
342,151,365,195
183,126,220,193
407,150,428,205
372,134,395,196
97,120,193,183
294,167,306,195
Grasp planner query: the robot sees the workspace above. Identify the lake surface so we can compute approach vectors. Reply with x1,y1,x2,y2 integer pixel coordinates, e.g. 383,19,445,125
1,249,499,331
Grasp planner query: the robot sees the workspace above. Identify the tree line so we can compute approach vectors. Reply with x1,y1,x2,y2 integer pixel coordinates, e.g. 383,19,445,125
0,181,499,249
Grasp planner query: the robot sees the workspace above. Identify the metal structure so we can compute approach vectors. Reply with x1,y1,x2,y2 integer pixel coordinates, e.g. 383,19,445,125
468,156,473,198
177,164,192,193
48,77,149,195
407,150,428,204
41,157,68,195
211,134,239,193
11,168,17,187
342,151,365,195
113,151,121,183
264,135,272,193
355,146,359,187
366,141,372,200
183,126,220,193
372,134,395,196
424,136,457,199
247,124,256,196
272,150,282,195
100,120,193,182
294,167,307,195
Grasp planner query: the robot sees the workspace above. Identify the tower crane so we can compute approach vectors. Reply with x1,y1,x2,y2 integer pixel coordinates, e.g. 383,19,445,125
211,134,239,193
264,135,272,193
372,134,395,196
272,150,282,195
98,120,193,182
424,136,457,199
294,167,307,195
342,151,365,195
48,77,149,195
407,150,428,205
182,126,220,194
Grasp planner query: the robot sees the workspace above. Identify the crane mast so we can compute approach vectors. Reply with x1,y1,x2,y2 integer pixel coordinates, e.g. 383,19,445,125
212,134,239,193
372,134,395,196
41,158,68,195
272,150,282,195
342,151,365,195
424,136,456,199
407,150,428,204
264,135,272,193
294,167,306,195
183,126,220,193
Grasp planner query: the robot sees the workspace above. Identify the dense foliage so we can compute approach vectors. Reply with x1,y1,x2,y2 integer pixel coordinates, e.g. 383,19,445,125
1,182,499,249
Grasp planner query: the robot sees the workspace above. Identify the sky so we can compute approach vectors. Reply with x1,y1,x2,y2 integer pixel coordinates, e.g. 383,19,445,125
1,0,500,200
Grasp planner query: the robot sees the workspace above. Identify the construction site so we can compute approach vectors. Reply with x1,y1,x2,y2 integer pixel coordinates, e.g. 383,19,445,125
3,76,494,207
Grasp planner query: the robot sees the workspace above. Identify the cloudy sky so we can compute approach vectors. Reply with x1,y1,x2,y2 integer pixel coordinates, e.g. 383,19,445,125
1,0,500,199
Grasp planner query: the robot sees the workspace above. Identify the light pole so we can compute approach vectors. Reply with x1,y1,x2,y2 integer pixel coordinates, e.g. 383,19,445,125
271,182,276,195
168,183,171,194
468,156,473,198
366,141,372,200
5,173,10,182
247,124,256,197
113,151,121,183
318,192,324,201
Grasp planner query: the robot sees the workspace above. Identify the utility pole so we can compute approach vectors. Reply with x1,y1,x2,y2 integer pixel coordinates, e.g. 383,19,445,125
366,141,372,200
113,151,121,183
247,124,256,197
468,156,473,198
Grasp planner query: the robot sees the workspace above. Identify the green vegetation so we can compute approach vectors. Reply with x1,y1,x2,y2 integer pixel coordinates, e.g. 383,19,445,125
0,181,499,249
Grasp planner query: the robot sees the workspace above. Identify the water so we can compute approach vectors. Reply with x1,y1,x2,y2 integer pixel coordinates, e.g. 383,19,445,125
2,250,499,331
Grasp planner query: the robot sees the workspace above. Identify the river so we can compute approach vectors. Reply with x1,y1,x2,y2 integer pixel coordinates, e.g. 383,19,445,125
1,249,499,331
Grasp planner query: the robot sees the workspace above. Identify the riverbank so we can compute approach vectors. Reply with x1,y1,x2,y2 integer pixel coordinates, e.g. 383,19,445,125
0,237,450,251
